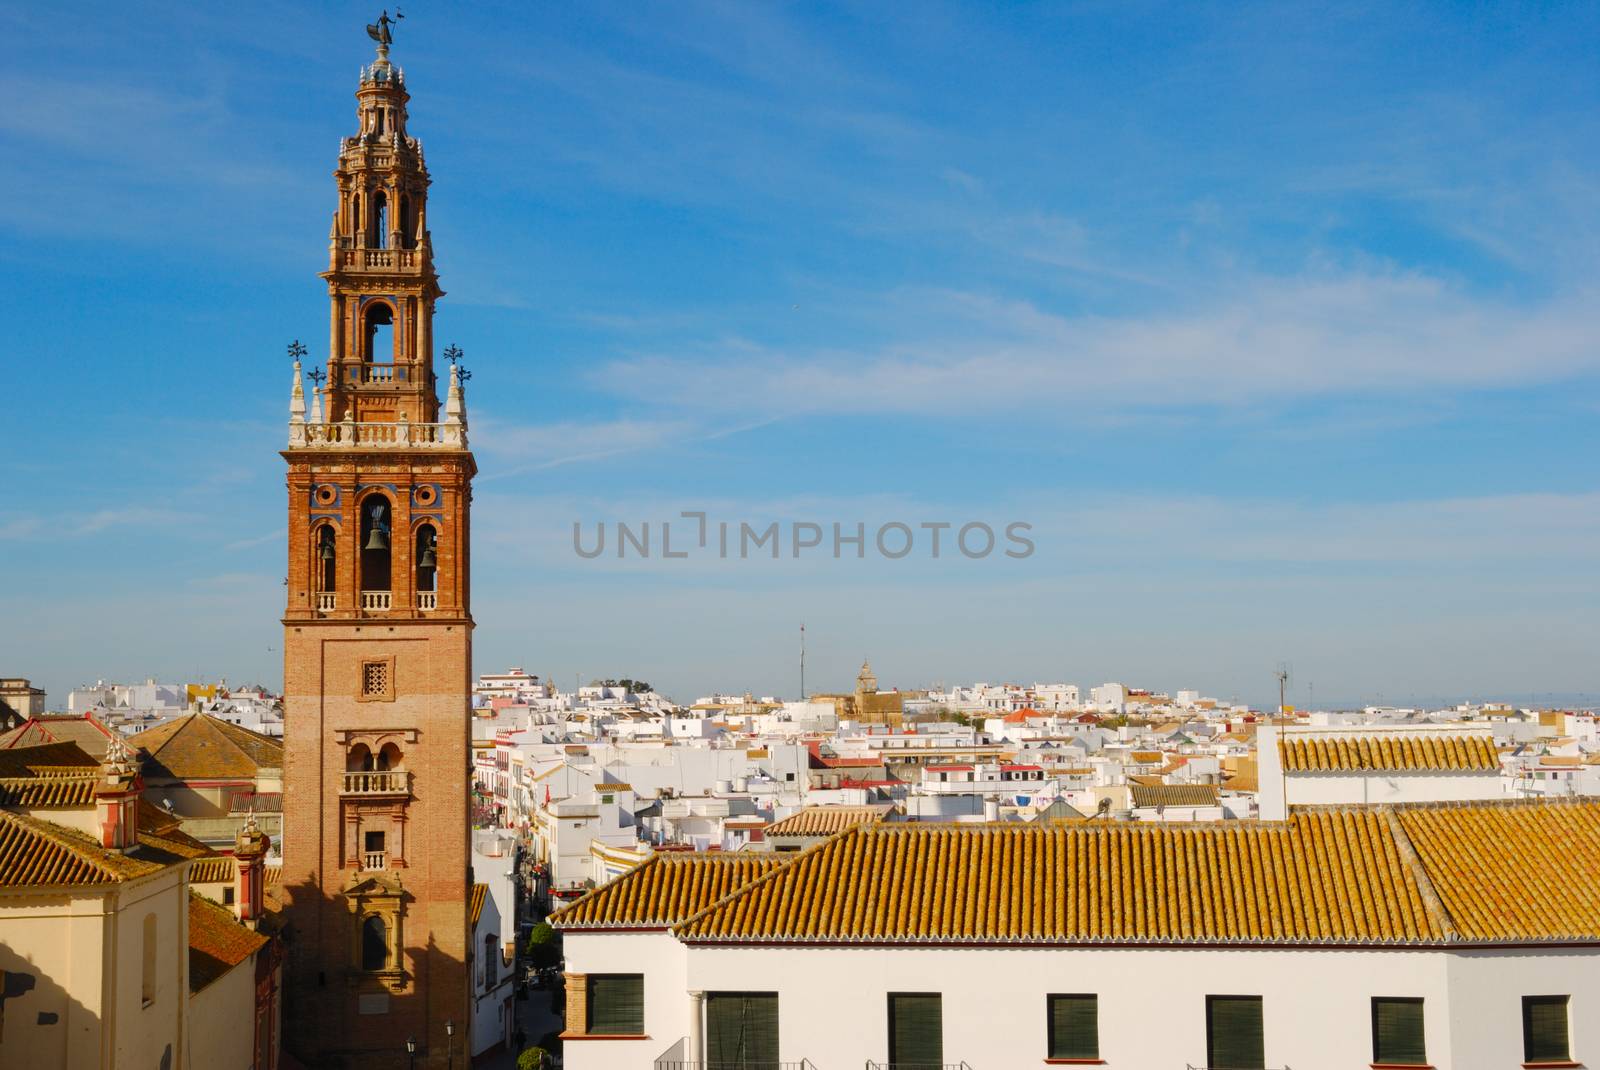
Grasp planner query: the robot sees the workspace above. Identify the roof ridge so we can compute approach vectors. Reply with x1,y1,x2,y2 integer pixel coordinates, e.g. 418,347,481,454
1380,805,1458,941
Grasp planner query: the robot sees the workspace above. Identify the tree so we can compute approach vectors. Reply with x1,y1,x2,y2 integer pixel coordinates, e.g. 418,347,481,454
524,920,559,967
516,1047,549,1070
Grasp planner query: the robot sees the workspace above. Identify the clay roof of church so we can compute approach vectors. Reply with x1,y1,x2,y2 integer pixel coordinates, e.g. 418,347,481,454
188,892,268,992
553,852,791,931
129,713,283,780
0,715,116,760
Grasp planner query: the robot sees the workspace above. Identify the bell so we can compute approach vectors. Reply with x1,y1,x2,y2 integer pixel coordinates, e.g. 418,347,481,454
364,525,389,552
419,539,437,570
319,539,336,562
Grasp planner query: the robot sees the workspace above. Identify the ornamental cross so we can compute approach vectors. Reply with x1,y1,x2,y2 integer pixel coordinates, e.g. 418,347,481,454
307,367,326,388
288,339,308,362
444,343,463,365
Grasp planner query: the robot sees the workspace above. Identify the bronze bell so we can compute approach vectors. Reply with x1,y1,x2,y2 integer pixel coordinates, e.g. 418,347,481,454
364,525,389,552
319,538,336,562
419,537,437,570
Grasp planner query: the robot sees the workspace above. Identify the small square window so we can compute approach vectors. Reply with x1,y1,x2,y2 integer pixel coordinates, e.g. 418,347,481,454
357,657,395,702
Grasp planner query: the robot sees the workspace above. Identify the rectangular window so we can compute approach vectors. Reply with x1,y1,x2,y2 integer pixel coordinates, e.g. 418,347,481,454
1048,993,1099,1060
888,992,942,1067
1523,995,1570,1064
1206,995,1264,1070
707,992,778,1068
587,974,644,1036
1371,997,1426,1066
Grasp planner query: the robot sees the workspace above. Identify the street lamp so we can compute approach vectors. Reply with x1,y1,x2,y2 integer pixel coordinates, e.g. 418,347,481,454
445,1018,455,1070
405,1035,416,1070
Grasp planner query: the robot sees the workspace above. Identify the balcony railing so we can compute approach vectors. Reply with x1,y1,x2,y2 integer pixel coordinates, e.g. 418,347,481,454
291,420,466,450
351,362,415,385
342,770,411,796
866,1063,972,1070
363,850,387,871
316,592,337,611
360,591,392,611
337,247,423,272
417,591,437,610
657,1063,818,1070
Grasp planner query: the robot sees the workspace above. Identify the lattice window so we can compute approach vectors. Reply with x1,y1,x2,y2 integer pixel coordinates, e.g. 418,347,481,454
360,659,393,701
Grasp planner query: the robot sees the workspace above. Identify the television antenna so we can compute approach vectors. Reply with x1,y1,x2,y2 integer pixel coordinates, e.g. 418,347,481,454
1275,663,1291,716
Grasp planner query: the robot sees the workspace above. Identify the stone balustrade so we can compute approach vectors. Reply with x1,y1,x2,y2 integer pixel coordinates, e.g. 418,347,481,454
360,591,392,611
290,420,466,449
342,770,411,797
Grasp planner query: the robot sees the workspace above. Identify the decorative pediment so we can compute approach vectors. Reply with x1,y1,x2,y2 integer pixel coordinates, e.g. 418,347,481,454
341,869,404,901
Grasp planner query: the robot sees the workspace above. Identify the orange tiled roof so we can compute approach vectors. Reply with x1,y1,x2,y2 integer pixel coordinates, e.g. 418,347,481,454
1278,733,1499,772
129,713,283,780
0,741,99,778
553,852,790,930
1128,751,1163,764
0,776,95,808
189,857,236,884
0,810,166,887
471,882,488,927
1129,783,1220,808
674,800,1600,946
766,805,889,838
0,716,115,760
188,892,268,992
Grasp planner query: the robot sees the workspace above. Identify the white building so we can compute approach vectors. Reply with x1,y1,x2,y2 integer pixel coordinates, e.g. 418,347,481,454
1258,724,1504,819
554,798,1600,1070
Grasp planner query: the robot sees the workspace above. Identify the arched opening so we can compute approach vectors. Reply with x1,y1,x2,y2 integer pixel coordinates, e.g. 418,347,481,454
400,194,413,248
372,189,388,248
364,302,394,365
359,495,393,595
361,915,388,971
346,743,374,772
378,742,403,770
484,933,497,987
374,107,386,137
415,523,437,595
315,524,337,594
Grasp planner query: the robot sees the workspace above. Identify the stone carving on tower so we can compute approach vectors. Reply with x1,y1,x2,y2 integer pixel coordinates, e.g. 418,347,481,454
277,20,475,1070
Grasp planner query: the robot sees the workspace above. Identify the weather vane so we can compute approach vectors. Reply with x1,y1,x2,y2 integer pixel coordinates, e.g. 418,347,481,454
367,8,405,47
288,339,308,363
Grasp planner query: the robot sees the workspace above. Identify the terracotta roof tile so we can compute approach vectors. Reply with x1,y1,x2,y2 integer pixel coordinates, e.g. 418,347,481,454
674,800,1600,946
553,852,790,930
1130,783,1220,808
765,806,889,838
0,810,165,886
0,741,99,778
188,892,268,992
129,714,283,780
0,776,95,807
1278,733,1499,772
0,716,115,759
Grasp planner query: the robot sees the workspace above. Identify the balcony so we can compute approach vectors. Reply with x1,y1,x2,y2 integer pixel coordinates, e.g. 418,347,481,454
316,592,338,611
363,850,387,871
416,591,437,611
360,591,392,612
337,247,424,273
342,770,411,797
291,420,467,450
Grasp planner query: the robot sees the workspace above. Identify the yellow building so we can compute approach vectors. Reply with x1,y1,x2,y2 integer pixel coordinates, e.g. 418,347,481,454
0,739,278,1069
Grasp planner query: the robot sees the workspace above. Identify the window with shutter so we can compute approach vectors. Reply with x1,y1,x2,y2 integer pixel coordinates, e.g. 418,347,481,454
1522,995,1570,1064
887,992,943,1068
707,992,779,1069
1206,995,1264,1070
1371,997,1426,1065
586,974,644,1036
1047,994,1099,1060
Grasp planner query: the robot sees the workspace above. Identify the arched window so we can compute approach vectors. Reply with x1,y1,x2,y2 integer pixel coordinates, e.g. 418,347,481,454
316,524,337,593
400,194,413,248
378,742,403,771
361,915,388,971
360,496,393,594
141,913,157,1006
415,523,437,593
346,743,373,772
484,933,497,987
373,190,388,248
364,302,394,364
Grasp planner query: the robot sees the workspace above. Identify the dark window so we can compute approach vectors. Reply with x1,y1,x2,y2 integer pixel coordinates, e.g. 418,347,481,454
887,992,942,1068
364,830,385,853
707,992,778,1069
373,190,388,247
1523,995,1570,1064
483,934,497,988
1372,997,1426,1065
587,974,643,1035
361,916,388,971
1048,993,1099,1060
1206,995,1264,1070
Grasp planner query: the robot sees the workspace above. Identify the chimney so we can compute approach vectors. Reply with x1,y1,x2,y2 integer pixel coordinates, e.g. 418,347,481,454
233,812,271,928
95,738,141,853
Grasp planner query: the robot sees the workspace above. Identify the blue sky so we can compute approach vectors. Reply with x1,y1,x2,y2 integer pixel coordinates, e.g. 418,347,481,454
2,2,1597,709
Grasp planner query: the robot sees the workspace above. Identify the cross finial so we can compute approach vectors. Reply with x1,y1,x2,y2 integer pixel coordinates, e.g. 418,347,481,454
288,339,308,363
307,367,326,388
444,343,463,365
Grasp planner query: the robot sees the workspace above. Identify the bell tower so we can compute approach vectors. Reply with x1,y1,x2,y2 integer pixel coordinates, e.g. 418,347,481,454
279,20,474,1070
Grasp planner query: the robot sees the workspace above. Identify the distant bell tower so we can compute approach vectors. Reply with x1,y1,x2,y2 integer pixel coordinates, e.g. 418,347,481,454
279,16,474,1069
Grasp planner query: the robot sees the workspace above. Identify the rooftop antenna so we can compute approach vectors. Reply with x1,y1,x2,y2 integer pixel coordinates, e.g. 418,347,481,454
799,622,806,700
1275,662,1291,716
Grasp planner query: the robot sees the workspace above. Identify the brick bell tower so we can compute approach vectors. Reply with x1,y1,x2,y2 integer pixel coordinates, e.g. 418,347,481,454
279,18,474,1070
